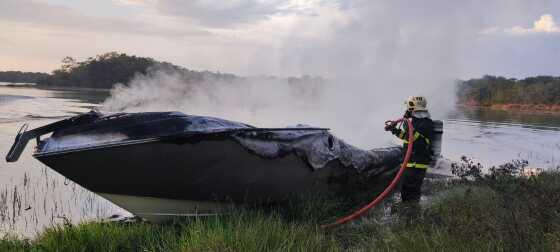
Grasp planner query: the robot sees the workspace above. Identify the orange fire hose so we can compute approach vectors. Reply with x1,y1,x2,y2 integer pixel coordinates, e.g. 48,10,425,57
321,117,414,229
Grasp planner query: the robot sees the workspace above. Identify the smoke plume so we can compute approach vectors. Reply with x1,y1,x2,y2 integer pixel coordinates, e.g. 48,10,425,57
102,66,455,149
99,1,489,149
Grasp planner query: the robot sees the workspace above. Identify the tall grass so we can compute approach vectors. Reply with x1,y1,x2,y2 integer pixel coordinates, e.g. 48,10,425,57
0,168,123,238
2,163,560,251
2,209,340,251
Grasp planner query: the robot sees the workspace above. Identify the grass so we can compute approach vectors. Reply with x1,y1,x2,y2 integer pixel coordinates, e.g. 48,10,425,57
2,162,560,251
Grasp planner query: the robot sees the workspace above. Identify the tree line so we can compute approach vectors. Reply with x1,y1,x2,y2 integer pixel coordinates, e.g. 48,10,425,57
38,52,160,88
457,75,560,106
0,71,49,83
33,52,294,89
35,52,322,90
6,52,557,107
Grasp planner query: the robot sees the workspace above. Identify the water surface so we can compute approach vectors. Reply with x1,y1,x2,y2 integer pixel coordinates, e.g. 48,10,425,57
0,86,127,238
0,85,558,238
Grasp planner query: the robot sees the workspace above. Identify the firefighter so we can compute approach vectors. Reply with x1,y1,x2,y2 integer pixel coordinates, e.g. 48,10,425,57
385,96,434,219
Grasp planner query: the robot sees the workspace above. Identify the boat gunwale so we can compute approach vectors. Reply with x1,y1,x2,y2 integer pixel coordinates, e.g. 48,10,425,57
33,127,330,158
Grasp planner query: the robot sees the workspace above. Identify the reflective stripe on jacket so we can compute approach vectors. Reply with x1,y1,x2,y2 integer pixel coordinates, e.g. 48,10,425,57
391,116,434,168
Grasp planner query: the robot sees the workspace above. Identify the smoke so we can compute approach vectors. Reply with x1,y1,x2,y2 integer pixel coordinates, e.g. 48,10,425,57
102,66,454,148
100,1,505,149
102,68,338,132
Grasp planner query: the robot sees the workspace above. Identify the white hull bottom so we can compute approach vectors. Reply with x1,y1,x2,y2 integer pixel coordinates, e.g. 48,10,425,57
98,193,227,223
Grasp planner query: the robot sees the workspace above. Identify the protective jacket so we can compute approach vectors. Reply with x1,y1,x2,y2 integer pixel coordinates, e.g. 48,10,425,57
391,112,434,168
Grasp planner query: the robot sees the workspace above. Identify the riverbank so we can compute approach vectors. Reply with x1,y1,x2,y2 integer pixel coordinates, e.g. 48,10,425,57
457,75,560,114
488,103,560,113
2,164,559,251
459,103,560,114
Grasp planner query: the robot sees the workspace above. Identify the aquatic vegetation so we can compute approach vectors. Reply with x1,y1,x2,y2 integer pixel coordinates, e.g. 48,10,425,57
0,168,123,238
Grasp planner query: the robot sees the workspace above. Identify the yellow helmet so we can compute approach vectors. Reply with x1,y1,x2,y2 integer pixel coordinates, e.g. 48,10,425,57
405,96,427,111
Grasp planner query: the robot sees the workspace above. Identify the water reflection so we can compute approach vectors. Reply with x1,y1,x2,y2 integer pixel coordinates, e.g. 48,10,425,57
0,167,127,238
0,86,126,238
448,107,560,130
39,87,111,105
443,108,560,169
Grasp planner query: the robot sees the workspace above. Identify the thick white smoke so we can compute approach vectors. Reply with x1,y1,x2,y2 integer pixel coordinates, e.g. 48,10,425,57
103,69,342,134
102,66,455,149
100,1,496,149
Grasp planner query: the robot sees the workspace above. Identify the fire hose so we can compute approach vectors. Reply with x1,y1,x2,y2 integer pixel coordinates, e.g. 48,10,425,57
321,117,414,229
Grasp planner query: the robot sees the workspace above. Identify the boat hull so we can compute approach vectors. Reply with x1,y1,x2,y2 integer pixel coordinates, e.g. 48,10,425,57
37,137,399,198
98,193,226,223
1,111,402,222
35,138,401,222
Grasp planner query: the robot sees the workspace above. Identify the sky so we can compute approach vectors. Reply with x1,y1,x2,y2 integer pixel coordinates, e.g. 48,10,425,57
1,0,559,79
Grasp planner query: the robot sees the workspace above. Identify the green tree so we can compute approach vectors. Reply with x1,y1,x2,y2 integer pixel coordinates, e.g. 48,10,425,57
458,76,560,106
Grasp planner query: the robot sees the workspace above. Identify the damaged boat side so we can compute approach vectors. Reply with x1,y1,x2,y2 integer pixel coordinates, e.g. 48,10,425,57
6,111,403,222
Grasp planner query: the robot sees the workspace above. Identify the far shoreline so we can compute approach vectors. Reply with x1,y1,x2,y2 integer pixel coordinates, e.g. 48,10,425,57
458,103,560,115
0,83,112,92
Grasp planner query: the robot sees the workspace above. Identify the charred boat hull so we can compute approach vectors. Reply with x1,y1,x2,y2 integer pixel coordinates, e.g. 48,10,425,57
7,111,402,222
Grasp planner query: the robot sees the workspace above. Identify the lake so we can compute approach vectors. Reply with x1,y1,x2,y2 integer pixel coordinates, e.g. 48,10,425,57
1,85,559,238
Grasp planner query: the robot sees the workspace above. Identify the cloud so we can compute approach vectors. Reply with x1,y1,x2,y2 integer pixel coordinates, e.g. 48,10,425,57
112,0,154,6
509,14,560,34
1,0,559,79
0,0,208,37
145,0,328,28
482,14,560,35
153,0,284,27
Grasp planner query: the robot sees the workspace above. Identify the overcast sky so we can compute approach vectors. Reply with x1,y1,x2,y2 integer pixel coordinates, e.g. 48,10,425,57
1,0,559,78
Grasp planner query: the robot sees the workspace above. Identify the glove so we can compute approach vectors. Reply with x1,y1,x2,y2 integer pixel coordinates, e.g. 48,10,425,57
384,121,396,131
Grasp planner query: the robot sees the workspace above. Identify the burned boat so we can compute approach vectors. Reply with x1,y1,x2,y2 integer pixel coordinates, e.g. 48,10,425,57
6,111,402,222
